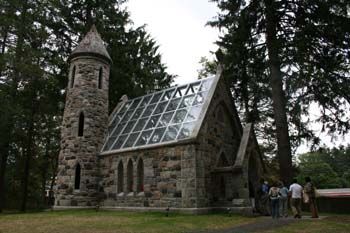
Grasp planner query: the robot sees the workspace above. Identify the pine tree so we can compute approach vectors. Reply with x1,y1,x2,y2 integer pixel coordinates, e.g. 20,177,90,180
55,0,175,110
0,0,174,211
209,0,350,183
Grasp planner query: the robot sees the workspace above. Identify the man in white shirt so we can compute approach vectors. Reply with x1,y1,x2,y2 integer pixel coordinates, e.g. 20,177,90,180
289,178,303,218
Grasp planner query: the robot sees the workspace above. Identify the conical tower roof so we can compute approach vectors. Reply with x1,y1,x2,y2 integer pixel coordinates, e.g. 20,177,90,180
70,25,112,63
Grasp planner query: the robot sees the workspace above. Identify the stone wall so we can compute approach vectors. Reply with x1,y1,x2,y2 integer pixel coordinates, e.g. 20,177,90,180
98,75,263,210
55,56,110,207
195,77,245,207
100,144,198,208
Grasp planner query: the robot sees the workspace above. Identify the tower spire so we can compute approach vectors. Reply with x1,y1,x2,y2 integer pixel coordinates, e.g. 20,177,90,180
70,25,111,63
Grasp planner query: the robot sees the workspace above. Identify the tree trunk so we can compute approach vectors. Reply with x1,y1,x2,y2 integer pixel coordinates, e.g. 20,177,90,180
0,27,10,213
21,80,41,210
265,0,293,184
0,142,10,212
41,136,51,208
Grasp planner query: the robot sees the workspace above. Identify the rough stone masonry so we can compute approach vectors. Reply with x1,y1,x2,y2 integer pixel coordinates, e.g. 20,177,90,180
54,25,265,215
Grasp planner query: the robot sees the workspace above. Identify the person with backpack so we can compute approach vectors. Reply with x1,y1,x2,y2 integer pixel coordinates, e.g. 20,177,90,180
268,182,280,219
304,177,319,218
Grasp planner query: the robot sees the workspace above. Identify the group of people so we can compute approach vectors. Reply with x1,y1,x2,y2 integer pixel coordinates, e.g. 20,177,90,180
259,177,319,219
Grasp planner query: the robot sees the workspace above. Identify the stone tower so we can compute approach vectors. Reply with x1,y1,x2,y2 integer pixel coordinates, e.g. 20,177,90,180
55,25,111,207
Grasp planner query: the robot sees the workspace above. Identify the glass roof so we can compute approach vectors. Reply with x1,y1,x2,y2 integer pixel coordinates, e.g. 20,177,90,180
101,77,215,152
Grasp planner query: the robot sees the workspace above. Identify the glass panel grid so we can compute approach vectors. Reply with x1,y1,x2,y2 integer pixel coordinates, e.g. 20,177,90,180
102,77,214,152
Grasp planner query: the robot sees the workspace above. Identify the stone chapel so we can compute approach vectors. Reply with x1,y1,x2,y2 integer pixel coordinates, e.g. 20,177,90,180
54,26,265,214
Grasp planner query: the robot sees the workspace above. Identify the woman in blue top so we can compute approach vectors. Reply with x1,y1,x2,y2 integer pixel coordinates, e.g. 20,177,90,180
279,181,289,217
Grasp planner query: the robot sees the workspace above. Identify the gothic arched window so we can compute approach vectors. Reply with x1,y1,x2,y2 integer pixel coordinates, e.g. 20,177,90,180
127,159,133,192
217,152,229,167
74,163,81,190
71,65,76,88
98,67,103,89
136,159,144,192
78,112,84,136
117,161,124,193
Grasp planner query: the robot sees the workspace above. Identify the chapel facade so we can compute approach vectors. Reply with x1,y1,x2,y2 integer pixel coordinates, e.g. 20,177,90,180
54,26,265,214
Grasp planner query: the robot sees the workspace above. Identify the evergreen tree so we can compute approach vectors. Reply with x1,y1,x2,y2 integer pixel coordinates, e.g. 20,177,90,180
0,0,174,211
54,0,175,110
209,0,350,183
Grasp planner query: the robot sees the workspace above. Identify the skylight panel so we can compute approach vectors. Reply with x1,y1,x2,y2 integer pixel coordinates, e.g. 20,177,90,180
135,130,153,146
101,76,215,153
178,122,195,139
145,115,161,130
133,118,148,132
166,98,181,111
112,135,128,150
149,127,166,144
162,124,181,142
150,92,163,104
123,132,140,148
172,108,188,124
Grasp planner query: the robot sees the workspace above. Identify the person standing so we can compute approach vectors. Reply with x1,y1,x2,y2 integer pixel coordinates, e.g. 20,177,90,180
268,183,280,219
279,181,289,217
260,179,270,215
304,177,319,218
289,178,303,218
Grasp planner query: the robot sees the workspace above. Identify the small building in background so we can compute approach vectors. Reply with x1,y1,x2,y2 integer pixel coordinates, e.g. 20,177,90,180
316,188,350,214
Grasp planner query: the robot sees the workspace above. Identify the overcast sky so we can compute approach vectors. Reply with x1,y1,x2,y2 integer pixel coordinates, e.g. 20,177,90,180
127,0,219,85
127,0,349,153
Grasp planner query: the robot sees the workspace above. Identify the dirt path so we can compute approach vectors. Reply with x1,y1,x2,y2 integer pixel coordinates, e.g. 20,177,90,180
191,216,325,233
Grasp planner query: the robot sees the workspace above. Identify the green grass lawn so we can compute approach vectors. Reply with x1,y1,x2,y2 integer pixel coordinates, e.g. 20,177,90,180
1,210,349,233
0,209,256,233
262,215,350,233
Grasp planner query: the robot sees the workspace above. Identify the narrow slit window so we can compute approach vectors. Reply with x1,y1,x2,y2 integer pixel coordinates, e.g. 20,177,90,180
71,65,76,88
117,161,124,193
74,163,81,190
78,112,84,136
137,159,144,192
98,67,103,89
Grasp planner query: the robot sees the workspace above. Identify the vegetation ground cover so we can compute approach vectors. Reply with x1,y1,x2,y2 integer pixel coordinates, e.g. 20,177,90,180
0,209,256,233
1,210,349,233
262,215,350,233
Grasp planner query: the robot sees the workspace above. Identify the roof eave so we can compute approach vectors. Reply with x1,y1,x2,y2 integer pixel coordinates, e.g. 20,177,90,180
99,136,197,156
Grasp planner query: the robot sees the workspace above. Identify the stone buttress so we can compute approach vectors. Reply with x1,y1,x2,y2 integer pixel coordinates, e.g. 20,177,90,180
54,25,111,207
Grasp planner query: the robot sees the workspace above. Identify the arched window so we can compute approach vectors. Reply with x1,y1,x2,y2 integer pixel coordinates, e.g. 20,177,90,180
117,161,124,193
217,153,229,167
98,67,103,89
71,65,76,88
74,163,81,190
127,159,133,192
78,112,84,136
217,106,224,122
136,159,144,192
220,176,225,198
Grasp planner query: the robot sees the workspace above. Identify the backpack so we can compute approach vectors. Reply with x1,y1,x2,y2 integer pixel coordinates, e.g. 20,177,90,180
269,188,280,199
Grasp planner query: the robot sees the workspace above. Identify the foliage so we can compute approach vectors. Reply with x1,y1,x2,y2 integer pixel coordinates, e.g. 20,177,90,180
297,146,350,188
54,0,175,110
197,56,217,80
0,0,174,211
208,0,350,182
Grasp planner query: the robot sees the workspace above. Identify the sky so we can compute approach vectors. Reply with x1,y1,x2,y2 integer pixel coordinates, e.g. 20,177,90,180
127,0,349,154
127,0,219,85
